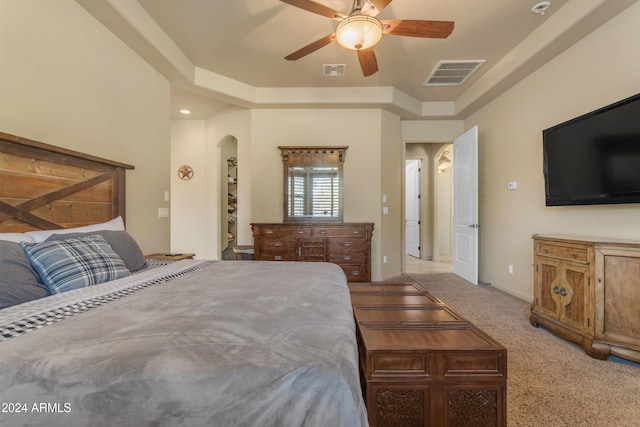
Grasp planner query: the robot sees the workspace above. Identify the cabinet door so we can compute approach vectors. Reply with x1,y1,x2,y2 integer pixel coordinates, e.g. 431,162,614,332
559,262,592,335
534,258,561,319
595,247,640,346
534,258,592,335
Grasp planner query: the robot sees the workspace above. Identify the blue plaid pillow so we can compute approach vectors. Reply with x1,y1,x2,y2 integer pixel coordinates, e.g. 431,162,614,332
20,235,130,294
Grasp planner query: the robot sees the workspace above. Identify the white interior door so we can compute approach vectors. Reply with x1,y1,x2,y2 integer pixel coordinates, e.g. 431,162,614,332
405,159,421,258
453,126,479,284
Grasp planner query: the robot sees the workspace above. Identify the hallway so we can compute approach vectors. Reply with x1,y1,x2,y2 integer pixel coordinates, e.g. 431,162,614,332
405,254,453,275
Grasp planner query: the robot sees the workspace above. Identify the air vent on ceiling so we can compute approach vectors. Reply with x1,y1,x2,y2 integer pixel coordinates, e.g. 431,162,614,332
323,64,346,77
423,60,485,86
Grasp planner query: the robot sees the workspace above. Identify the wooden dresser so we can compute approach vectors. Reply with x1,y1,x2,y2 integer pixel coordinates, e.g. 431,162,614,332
252,222,373,282
349,283,507,427
530,234,640,362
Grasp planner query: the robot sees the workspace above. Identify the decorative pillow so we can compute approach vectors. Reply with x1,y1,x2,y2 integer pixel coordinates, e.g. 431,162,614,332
21,235,130,294
47,230,147,272
0,241,50,309
25,216,125,243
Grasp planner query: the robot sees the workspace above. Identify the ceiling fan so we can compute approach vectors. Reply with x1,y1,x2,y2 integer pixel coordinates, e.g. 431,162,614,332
281,0,454,77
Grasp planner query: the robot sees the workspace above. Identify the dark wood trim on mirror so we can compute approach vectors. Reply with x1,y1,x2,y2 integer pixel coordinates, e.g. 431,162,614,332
279,146,348,223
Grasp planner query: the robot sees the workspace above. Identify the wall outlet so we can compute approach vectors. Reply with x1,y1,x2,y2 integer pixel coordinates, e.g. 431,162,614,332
508,264,514,274
158,207,169,218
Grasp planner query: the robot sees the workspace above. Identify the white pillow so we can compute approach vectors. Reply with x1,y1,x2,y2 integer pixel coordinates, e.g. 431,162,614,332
0,233,35,243
25,216,125,243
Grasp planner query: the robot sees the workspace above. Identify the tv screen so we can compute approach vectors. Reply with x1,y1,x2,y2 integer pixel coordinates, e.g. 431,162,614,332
543,93,640,206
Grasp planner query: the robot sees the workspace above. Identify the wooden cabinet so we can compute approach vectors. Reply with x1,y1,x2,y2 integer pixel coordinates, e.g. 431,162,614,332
349,283,507,427
530,235,640,362
251,223,373,282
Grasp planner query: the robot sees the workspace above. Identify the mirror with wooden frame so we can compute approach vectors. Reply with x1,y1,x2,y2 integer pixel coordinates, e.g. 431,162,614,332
279,146,347,223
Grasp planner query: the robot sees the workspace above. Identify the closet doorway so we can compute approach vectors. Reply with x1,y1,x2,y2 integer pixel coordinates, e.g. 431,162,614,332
220,136,238,260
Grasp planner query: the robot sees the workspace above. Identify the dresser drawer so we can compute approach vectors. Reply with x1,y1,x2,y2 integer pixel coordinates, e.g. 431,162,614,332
340,264,367,282
257,252,297,261
314,226,368,237
329,251,366,265
258,226,312,238
258,238,297,253
536,242,589,263
328,237,366,252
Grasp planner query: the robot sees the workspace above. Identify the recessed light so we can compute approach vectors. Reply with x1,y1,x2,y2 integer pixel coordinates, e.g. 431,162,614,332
179,109,191,115
532,1,551,15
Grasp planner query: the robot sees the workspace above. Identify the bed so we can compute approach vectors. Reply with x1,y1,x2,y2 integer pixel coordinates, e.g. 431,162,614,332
0,132,368,426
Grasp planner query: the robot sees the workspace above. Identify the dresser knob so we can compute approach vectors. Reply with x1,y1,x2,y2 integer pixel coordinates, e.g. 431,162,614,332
343,255,351,261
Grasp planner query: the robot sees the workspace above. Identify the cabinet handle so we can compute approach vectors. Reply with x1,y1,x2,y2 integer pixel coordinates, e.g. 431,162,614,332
274,256,282,261
559,287,567,297
343,255,351,261
553,285,560,294
319,230,327,234
297,230,305,234
266,229,273,234
352,230,360,234
351,271,360,276
274,242,282,247
343,242,352,247
543,248,549,253
571,253,578,258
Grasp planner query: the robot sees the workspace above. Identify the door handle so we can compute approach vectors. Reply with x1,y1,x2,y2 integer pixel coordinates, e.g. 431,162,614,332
467,224,479,228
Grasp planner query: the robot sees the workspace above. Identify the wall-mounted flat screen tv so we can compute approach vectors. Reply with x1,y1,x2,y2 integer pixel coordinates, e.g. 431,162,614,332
543,93,640,206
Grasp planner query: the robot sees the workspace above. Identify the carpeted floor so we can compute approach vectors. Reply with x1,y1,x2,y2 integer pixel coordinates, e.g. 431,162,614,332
387,273,640,427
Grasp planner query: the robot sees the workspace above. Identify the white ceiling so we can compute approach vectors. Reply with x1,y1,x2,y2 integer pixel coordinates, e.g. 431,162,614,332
75,0,636,119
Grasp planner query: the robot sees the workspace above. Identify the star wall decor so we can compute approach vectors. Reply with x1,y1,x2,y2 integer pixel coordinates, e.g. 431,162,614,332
178,165,194,180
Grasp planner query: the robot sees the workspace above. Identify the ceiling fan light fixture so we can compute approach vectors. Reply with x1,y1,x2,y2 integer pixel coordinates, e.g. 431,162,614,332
335,15,383,50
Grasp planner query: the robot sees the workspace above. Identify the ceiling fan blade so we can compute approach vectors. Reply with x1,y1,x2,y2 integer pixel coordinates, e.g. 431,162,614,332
357,47,379,77
368,0,393,15
279,0,347,21
285,34,336,61
382,20,454,38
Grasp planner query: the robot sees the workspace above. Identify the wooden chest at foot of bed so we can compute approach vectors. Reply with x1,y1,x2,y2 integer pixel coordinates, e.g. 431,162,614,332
350,283,507,427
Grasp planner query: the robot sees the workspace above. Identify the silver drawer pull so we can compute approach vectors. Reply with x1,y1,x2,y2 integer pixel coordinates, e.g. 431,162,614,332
352,230,360,234
274,256,282,261
350,271,360,276
343,242,352,247
343,255,351,261
274,242,282,247
319,230,327,234
266,229,274,234
297,230,305,234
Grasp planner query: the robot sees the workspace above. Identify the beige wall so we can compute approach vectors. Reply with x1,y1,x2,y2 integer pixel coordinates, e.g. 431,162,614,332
0,0,171,253
250,109,388,280
380,110,403,279
466,1,640,301
173,108,401,280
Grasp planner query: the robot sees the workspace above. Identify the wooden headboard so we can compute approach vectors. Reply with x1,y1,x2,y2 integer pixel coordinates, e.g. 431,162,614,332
0,132,134,233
